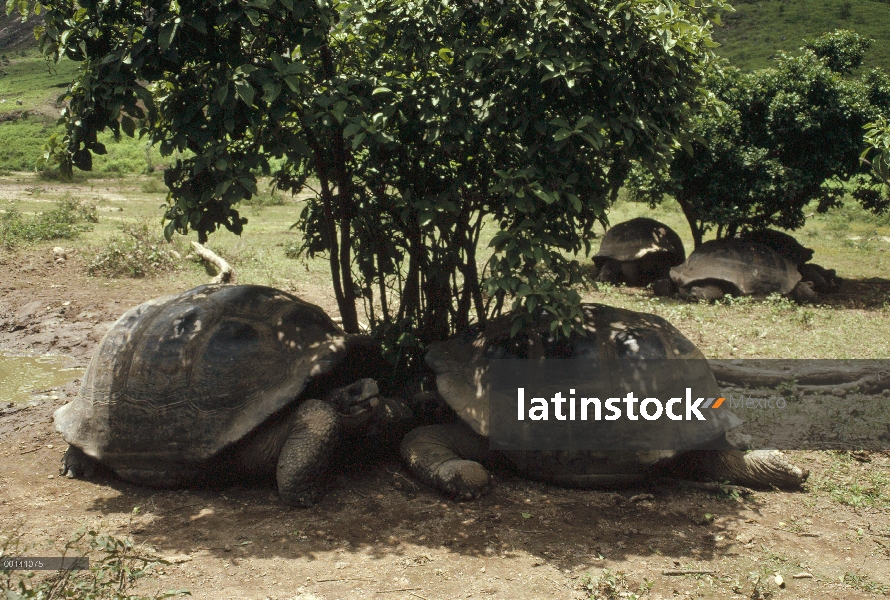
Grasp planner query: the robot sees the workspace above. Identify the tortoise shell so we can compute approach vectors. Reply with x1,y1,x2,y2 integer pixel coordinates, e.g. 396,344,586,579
595,217,686,265
740,229,814,266
54,285,381,469
425,304,728,448
670,239,802,296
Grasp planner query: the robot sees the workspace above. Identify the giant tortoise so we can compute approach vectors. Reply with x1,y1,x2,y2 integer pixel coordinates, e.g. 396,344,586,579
55,284,409,507
594,217,686,286
664,238,817,303
741,229,840,294
400,305,808,500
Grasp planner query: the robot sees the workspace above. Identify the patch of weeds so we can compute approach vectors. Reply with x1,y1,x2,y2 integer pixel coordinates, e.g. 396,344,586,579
0,522,190,599
764,293,796,311
593,281,619,296
139,176,168,194
0,197,96,249
843,572,890,594
283,242,301,259
810,451,890,508
240,189,287,207
86,222,185,278
793,307,816,328
578,568,652,599
718,294,754,307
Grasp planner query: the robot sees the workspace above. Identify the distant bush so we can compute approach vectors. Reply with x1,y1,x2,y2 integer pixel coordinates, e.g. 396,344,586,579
0,197,96,249
1,522,189,600
87,222,185,278
240,189,288,207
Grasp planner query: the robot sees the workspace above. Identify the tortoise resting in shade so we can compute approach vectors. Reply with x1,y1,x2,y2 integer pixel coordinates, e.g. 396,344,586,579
654,238,818,303
400,305,808,500
740,228,841,294
594,217,686,287
54,284,412,507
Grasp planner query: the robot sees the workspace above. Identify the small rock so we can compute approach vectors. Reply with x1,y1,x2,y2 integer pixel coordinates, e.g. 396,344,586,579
831,388,847,397
47,475,54,479
629,493,655,503
774,574,785,588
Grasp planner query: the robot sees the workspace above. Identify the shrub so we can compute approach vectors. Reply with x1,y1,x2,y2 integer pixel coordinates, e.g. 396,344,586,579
0,197,96,249
87,223,184,278
1,522,190,599
239,189,287,207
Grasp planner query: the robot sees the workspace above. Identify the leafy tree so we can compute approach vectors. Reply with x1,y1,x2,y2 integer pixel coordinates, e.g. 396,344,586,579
631,30,890,247
11,0,726,350
863,116,890,187
803,28,871,74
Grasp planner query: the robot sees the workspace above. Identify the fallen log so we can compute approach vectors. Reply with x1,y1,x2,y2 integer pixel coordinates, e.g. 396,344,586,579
190,242,235,284
709,359,890,394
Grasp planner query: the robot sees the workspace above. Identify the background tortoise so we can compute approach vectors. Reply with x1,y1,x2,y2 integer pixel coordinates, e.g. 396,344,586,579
665,238,817,302
594,217,686,286
400,305,807,500
55,284,409,507
741,228,813,266
741,229,840,293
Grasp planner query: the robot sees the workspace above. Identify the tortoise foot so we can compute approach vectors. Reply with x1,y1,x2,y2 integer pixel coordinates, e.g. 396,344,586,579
279,484,325,508
60,445,100,479
736,450,809,489
436,459,491,501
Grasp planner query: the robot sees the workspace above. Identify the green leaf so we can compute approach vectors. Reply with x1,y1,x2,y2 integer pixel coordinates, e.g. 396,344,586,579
235,80,255,106
284,76,301,93
521,512,532,519
270,53,285,73
159,21,179,51
262,81,281,103
120,116,136,137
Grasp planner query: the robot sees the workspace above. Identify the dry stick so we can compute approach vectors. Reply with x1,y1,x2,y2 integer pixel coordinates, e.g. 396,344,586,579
316,577,375,583
376,588,419,594
773,527,820,537
191,242,235,284
662,570,716,576
19,448,41,455
407,592,431,600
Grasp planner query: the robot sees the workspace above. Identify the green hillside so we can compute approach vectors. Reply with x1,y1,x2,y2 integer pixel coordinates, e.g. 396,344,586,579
1,2,890,173
713,0,890,71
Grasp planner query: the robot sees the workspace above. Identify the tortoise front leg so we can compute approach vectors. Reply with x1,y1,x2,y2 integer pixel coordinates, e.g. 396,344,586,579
275,399,342,507
400,423,492,500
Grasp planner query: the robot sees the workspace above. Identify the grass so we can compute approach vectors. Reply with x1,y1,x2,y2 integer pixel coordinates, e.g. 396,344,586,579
0,195,96,248
808,451,890,508
714,0,890,72
0,48,177,174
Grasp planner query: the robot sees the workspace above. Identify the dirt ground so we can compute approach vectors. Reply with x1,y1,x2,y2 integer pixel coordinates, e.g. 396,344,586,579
2,246,889,600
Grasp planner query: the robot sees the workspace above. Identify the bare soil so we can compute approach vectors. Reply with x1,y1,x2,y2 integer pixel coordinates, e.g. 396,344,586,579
2,246,889,600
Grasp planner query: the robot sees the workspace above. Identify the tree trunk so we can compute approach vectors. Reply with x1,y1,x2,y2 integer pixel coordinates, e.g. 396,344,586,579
677,195,703,248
